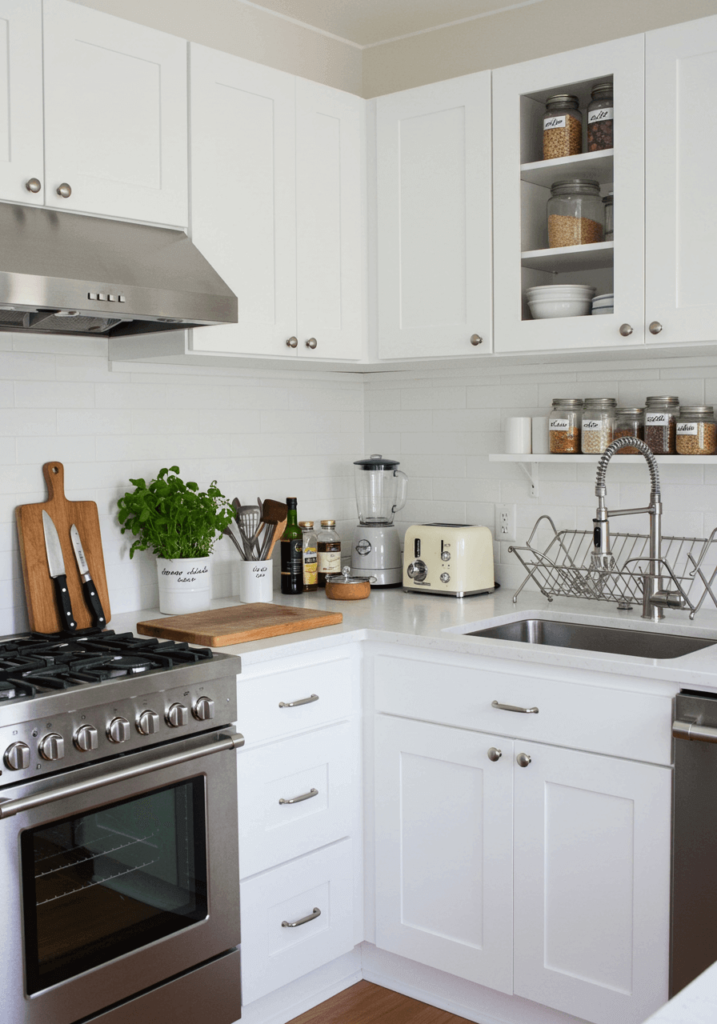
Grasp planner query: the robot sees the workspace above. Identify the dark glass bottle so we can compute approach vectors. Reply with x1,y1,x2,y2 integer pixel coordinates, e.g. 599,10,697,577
280,497,303,595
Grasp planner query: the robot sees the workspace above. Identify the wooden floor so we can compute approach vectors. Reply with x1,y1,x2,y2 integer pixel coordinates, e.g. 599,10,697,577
287,981,474,1024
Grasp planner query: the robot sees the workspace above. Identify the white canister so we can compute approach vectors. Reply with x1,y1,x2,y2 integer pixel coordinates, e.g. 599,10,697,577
531,416,550,454
156,557,211,615
505,416,532,454
233,560,273,603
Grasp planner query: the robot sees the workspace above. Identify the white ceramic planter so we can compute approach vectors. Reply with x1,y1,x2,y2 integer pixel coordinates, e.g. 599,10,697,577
232,560,273,603
156,557,211,615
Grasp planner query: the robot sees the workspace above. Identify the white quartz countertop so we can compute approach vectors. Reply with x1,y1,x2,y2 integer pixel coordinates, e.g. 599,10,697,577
110,585,717,691
644,962,717,1023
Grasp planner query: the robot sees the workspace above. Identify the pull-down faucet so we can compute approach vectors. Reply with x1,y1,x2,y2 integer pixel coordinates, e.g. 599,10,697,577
592,436,684,622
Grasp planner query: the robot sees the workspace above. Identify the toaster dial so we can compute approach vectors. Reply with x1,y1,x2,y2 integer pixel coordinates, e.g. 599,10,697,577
441,550,450,561
440,572,450,583
407,559,428,582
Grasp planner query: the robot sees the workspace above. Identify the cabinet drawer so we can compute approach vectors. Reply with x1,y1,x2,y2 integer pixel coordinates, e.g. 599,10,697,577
240,839,354,1005
238,651,354,744
238,722,355,879
373,653,673,764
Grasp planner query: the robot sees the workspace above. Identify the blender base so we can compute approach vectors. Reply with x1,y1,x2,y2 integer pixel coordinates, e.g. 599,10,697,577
365,566,403,587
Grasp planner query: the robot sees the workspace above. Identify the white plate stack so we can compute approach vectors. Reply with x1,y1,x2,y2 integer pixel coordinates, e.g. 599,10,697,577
526,284,596,319
591,292,614,316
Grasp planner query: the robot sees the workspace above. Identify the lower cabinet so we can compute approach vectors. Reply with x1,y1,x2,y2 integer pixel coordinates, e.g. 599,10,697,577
374,713,672,1024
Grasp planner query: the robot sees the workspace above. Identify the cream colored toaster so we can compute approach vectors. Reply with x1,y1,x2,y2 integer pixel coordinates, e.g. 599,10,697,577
403,523,495,597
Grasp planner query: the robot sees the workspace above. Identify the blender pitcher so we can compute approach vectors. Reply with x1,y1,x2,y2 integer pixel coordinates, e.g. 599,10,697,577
353,456,408,524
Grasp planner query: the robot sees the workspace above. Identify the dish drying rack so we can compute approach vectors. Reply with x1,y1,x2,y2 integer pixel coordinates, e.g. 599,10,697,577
509,516,717,620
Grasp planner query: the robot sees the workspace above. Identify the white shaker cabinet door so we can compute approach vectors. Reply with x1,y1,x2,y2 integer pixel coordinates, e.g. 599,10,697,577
296,78,364,362
43,0,188,226
514,742,671,1024
0,1,43,206
190,45,297,358
374,715,514,993
376,72,492,360
646,15,717,345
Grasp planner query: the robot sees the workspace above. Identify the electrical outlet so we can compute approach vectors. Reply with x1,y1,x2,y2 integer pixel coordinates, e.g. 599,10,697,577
495,504,517,542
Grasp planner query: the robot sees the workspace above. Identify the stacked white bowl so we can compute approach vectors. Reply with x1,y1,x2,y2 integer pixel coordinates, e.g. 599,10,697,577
526,284,596,319
591,292,614,315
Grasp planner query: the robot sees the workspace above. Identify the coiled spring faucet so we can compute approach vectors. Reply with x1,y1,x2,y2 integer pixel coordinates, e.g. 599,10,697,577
593,436,683,621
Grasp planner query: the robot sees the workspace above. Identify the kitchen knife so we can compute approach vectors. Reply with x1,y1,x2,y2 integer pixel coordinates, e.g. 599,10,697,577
70,524,107,628
42,510,77,632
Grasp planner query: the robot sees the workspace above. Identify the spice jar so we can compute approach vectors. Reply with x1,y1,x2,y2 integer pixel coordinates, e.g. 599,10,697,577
543,94,582,160
602,192,613,241
581,398,616,453
676,406,717,455
644,396,680,455
613,408,644,453
317,520,341,588
587,82,613,151
549,398,583,453
547,179,604,248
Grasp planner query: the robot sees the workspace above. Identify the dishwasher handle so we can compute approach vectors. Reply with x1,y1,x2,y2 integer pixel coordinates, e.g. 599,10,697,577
0,732,245,819
673,720,717,744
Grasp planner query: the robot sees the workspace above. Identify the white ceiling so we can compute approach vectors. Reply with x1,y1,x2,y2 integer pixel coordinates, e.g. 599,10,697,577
242,0,547,47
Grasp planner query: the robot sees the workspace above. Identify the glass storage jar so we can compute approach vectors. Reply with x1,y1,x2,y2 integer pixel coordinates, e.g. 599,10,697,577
613,408,644,453
587,82,613,151
543,94,582,160
644,396,680,454
547,179,604,248
581,398,616,453
676,406,717,455
549,398,583,453
602,192,613,241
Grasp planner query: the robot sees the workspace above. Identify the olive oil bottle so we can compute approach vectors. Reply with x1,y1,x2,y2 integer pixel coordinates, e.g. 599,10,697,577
280,497,303,595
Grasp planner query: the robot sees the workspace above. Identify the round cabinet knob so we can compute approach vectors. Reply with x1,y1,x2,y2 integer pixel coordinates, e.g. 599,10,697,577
193,696,215,722
619,324,633,337
74,724,98,752
39,733,65,762
441,551,450,561
286,336,298,348
56,182,72,198
25,178,41,194
406,559,427,582
487,747,502,762
355,539,372,556
166,703,189,728
470,334,483,346
107,717,130,744
305,338,317,350
516,752,532,768
649,321,663,335
4,741,30,771
137,710,160,736
440,572,450,583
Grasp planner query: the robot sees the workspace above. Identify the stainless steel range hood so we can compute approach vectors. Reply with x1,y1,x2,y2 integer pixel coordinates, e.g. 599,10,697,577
0,202,237,337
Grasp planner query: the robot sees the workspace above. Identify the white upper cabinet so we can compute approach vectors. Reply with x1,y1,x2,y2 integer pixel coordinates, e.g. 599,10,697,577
646,15,717,345
375,72,492,360
43,0,188,226
492,35,645,353
0,1,44,206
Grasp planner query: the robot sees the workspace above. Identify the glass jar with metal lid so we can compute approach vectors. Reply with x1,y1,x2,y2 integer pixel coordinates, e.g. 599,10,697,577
547,179,604,248
644,396,680,454
581,398,617,453
613,408,644,453
587,82,613,151
543,94,582,160
676,406,717,455
549,398,583,453
602,192,613,241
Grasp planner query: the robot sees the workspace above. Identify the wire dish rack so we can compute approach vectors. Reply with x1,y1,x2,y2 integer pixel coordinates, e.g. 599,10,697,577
509,516,717,620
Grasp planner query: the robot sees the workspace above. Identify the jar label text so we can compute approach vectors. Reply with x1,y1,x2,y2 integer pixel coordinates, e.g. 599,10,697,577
646,413,670,425
582,419,603,431
677,423,699,435
543,115,567,130
588,107,613,123
549,417,569,430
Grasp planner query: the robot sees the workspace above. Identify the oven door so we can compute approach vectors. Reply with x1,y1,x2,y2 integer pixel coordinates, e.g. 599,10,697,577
0,730,243,1024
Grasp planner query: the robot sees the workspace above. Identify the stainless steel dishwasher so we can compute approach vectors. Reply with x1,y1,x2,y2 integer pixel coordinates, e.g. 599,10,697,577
671,690,717,996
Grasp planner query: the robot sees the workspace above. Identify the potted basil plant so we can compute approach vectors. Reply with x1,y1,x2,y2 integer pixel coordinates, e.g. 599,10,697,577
118,466,235,615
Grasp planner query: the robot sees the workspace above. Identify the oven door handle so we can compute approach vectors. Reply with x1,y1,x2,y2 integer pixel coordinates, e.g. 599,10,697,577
0,732,245,819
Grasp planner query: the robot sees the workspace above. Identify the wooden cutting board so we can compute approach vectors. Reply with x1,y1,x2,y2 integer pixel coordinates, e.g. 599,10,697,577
137,603,343,647
16,462,111,633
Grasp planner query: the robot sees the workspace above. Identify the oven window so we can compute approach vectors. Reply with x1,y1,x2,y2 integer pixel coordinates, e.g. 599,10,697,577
21,777,207,994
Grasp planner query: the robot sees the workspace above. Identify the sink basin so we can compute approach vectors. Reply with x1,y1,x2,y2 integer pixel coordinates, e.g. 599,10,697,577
467,618,717,660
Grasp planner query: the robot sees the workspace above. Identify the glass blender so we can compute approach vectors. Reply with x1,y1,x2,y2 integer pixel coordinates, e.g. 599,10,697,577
351,455,408,586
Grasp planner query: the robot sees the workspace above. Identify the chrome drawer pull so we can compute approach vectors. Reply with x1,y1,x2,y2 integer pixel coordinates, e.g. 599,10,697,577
673,720,717,743
279,694,319,708
492,700,539,714
282,907,321,928
279,787,319,805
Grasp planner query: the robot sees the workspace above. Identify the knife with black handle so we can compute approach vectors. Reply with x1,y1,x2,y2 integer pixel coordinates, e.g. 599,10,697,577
70,524,107,628
42,510,77,632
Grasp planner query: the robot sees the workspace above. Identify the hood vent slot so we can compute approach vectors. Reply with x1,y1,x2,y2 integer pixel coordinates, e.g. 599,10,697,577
0,309,121,334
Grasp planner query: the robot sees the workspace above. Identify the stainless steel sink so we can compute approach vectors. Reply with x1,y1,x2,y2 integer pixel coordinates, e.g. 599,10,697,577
467,618,717,660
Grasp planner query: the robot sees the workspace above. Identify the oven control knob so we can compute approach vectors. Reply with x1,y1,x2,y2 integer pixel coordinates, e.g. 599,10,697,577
193,696,215,721
4,741,30,771
440,572,450,583
137,710,160,736
74,724,99,752
107,717,130,744
166,703,189,728
39,733,65,761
